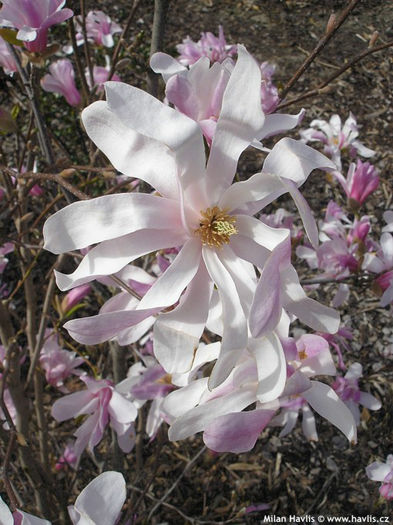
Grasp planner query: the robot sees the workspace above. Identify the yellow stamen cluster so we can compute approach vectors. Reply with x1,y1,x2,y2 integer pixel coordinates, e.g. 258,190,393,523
195,206,237,248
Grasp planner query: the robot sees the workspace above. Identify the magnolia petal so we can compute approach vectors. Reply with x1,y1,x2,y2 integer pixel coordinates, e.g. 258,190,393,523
15,511,51,525
104,82,205,192
218,172,286,213
44,193,181,254
301,405,318,441
108,391,137,424
303,381,357,443
249,334,287,403
153,263,213,374
256,109,305,140
205,45,265,201
230,234,270,269
51,390,94,422
282,266,340,334
162,377,209,420
203,409,275,453
235,214,289,252
263,137,335,186
138,239,201,309
72,471,126,525
54,229,184,291
203,248,248,389
365,462,391,482
64,307,161,345
168,387,256,441
82,101,179,199
150,52,186,81
358,392,381,411
281,370,311,397
0,497,13,525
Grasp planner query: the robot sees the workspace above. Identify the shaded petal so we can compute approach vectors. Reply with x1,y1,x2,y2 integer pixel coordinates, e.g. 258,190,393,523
366,462,391,482
73,471,126,525
153,263,213,374
51,391,94,422
150,52,186,81
203,409,275,453
54,229,184,290
256,109,305,140
0,497,13,525
108,391,137,423
44,193,181,254
162,377,209,420
303,381,357,443
138,239,201,309
205,45,265,202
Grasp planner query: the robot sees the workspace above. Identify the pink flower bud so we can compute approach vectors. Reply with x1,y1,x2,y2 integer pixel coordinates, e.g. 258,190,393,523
61,284,91,313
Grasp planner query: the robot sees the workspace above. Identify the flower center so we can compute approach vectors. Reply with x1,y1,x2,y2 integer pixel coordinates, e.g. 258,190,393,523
195,206,237,248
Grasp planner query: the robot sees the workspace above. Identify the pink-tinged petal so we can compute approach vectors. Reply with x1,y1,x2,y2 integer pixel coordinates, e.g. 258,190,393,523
203,248,248,389
104,82,205,193
366,462,391,482
154,263,213,374
230,234,270,270
44,193,181,254
81,101,179,199
0,496,13,525
168,387,256,441
280,178,319,248
150,52,186,81
276,410,299,437
351,140,375,158
301,405,318,441
256,109,305,140
249,237,291,339
282,266,340,334
205,45,265,202
236,214,289,253
263,138,335,186
72,471,126,525
146,398,164,438
172,342,221,387
138,239,201,310
14,511,51,525
358,392,381,411
108,391,137,423
64,306,161,345
54,229,184,291
51,391,95,422
249,334,286,403
281,370,311,397
203,409,275,453
219,172,285,214
162,377,209,420
303,381,357,443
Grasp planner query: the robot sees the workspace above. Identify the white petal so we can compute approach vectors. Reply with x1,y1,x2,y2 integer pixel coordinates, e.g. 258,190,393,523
54,229,184,290
82,101,179,199
138,239,201,309
73,472,126,525
162,377,209,420
263,137,335,186
366,461,391,482
205,45,265,202
153,263,213,374
150,52,186,81
0,497,13,525
303,381,357,443
236,214,289,252
256,109,305,140
301,405,318,441
44,193,181,254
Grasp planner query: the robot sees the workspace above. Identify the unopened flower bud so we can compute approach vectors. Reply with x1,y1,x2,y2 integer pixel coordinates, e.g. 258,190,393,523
369,31,379,48
326,13,336,34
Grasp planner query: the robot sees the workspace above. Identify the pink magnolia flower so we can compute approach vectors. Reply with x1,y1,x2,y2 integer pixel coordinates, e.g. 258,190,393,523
75,10,122,48
61,283,91,313
366,455,393,500
0,496,50,525
176,25,237,66
363,232,393,306
0,0,73,53
382,210,393,233
39,330,84,392
332,362,381,425
260,61,279,114
151,51,302,145
52,375,138,458
0,36,17,74
334,160,379,207
55,441,78,470
41,59,81,107
68,471,126,525
300,113,375,170
86,64,121,92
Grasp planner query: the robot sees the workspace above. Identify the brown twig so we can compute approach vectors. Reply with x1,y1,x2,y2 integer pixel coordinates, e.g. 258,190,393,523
278,39,393,110
18,171,89,200
107,0,141,81
280,0,361,100
68,17,90,104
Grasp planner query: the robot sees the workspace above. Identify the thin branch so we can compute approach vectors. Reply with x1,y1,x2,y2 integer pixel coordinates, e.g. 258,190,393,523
18,171,89,200
280,0,361,100
147,0,170,97
278,39,393,110
80,0,94,88
147,446,207,521
68,17,90,104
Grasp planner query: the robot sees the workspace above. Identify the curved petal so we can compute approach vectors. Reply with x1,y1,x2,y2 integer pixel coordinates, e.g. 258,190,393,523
162,377,209,421
263,137,335,186
54,229,184,291
44,193,181,254
303,381,357,443
73,471,126,525
256,109,305,140
205,45,265,202
0,496,13,525
153,263,213,374
104,82,205,192
236,214,289,252
51,390,94,422
150,52,186,81
138,239,201,309
203,409,275,453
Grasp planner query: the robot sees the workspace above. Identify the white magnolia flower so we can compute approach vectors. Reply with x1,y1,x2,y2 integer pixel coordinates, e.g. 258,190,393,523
44,46,337,388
